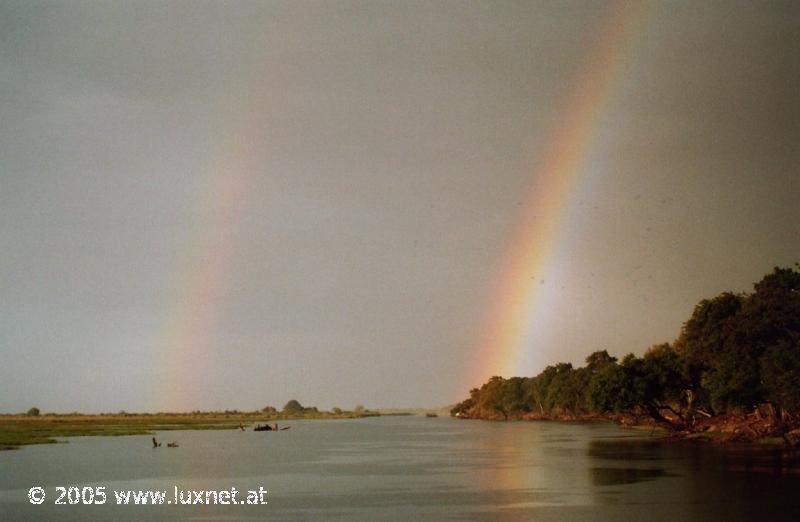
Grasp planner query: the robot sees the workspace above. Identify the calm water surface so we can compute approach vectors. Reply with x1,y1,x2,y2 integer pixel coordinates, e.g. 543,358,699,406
2,416,800,521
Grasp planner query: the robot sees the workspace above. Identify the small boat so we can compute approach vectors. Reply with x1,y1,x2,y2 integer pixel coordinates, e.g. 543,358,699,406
167,442,179,448
254,423,290,432
425,413,438,418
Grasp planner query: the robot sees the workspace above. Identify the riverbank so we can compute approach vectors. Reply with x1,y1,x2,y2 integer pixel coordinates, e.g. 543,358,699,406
453,408,800,446
0,410,378,450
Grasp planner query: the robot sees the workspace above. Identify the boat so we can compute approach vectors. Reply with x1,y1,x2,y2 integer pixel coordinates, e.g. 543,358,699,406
254,423,290,431
425,413,438,418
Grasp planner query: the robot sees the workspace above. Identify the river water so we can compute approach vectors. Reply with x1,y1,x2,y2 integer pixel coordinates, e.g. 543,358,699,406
2,416,799,521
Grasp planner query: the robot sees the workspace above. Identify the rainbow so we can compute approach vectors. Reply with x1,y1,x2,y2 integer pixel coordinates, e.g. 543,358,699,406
470,1,651,385
151,79,269,412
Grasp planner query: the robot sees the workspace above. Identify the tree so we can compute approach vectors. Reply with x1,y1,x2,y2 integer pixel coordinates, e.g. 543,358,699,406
641,343,688,423
703,341,763,412
502,377,530,414
760,334,800,412
451,263,800,433
451,389,478,417
27,407,40,416
675,292,743,412
525,366,559,413
587,362,626,412
585,350,617,373
678,266,800,413
283,400,304,413
477,376,509,418
544,363,588,413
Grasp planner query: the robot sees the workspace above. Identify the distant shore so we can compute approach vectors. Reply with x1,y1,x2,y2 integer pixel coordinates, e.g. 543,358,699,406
0,409,378,451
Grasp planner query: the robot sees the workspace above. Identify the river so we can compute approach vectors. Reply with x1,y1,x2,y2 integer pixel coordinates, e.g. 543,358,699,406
2,416,799,520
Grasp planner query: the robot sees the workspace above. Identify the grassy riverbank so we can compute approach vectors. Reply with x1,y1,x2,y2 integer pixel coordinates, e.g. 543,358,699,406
0,409,378,450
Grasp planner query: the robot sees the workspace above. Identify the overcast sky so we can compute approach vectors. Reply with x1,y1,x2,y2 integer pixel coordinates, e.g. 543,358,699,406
1,1,798,412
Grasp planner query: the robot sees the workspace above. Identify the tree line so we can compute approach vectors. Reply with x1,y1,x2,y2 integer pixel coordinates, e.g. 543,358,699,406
452,265,800,434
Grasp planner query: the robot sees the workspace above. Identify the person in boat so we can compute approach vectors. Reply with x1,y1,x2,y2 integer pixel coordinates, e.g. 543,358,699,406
167,441,178,447
152,437,161,448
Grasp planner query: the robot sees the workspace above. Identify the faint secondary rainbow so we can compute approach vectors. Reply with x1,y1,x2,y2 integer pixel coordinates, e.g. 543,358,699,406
150,76,271,411
470,1,651,385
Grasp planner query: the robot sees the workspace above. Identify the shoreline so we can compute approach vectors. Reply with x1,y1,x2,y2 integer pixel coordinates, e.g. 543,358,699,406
5,409,798,452
0,410,379,450
452,410,800,447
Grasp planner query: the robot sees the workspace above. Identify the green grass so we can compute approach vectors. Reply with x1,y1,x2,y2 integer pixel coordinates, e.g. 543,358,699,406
0,410,378,450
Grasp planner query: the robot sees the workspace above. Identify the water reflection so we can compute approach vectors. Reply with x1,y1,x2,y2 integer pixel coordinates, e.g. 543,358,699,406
590,467,667,486
3,418,800,521
587,436,800,522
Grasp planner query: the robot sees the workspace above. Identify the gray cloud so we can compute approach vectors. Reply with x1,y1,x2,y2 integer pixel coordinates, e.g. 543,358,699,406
1,1,798,412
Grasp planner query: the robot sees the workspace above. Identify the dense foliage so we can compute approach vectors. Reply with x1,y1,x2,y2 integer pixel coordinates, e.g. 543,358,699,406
452,266,800,431
282,400,319,414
